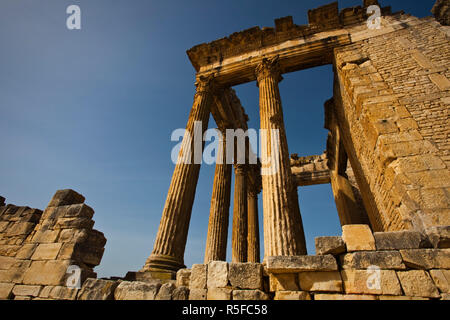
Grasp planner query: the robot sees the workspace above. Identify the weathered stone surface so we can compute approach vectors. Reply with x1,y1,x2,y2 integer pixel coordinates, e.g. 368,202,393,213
0,260,30,283
47,189,85,207
207,287,232,300
48,286,79,300
229,263,263,289
15,244,38,260
298,271,343,293
77,278,118,300
426,226,450,249
172,286,189,300
429,269,450,293
397,270,440,298
155,282,176,300
399,249,450,269
207,261,228,288
378,296,429,300
274,291,311,300
374,231,431,250
441,293,450,300
314,293,377,300
232,290,270,300
22,260,71,286
266,255,338,272
31,243,62,260
342,225,376,252
5,222,35,236
12,285,42,297
14,295,32,300
340,251,406,270
315,236,346,256
176,268,191,287
188,288,207,300
0,283,14,299
0,256,16,270
190,264,207,289
114,281,161,300
269,273,299,292
341,270,402,295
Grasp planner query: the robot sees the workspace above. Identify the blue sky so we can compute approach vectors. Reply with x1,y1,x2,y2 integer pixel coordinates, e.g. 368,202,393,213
0,0,435,278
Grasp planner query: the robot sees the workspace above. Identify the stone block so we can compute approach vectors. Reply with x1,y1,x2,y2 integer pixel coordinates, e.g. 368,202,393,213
12,285,42,297
342,225,376,252
38,286,54,298
172,286,189,300
155,282,176,300
269,273,299,292
207,261,228,288
22,260,71,286
0,283,14,299
266,255,338,273
176,268,191,287
5,222,35,236
314,293,377,300
298,271,343,293
0,221,10,232
341,269,402,295
58,228,88,243
274,291,311,300
397,270,440,298
114,281,161,300
15,244,38,259
429,269,450,293
47,189,85,207
31,243,62,260
54,217,94,230
232,290,270,301
207,287,232,300
0,260,31,283
31,230,60,243
0,256,17,270
78,245,105,267
229,263,263,289
340,251,406,270
378,296,429,300
426,226,450,249
189,288,207,300
315,236,346,255
48,286,79,300
399,249,450,269
77,278,118,300
190,264,207,289
14,295,31,300
85,230,107,248
374,231,431,250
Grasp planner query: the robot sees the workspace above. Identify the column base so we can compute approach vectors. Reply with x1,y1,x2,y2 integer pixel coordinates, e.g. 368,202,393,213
141,253,186,273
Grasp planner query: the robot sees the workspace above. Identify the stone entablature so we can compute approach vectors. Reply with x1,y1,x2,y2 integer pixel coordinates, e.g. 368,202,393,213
291,153,331,186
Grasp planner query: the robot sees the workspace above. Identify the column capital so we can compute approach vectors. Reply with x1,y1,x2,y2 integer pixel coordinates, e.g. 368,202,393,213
255,56,283,85
195,73,218,95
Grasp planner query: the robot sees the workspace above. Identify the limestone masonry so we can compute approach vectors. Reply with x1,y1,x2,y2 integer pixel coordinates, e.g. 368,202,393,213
1,0,449,300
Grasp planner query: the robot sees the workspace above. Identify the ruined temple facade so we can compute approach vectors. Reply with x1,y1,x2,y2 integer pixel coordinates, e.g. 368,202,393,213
0,0,449,300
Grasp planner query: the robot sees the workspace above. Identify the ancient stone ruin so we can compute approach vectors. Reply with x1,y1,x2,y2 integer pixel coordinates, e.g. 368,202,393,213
0,0,449,300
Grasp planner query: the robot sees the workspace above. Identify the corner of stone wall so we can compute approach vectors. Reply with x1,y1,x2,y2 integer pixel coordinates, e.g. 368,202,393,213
0,189,106,300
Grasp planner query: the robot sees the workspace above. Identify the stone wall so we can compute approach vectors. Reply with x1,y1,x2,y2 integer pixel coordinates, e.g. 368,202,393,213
333,16,450,232
69,224,449,301
0,190,106,300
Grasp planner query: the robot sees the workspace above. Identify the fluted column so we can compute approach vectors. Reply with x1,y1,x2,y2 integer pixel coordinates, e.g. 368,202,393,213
143,75,216,273
232,164,248,262
247,189,260,263
255,56,307,259
204,130,232,263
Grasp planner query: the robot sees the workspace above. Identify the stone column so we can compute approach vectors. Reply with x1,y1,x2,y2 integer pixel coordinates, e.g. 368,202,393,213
247,188,260,263
204,130,232,263
143,75,215,273
255,56,307,258
232,164,248,262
